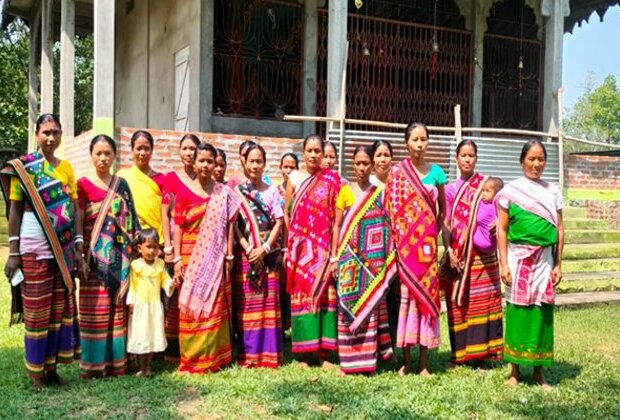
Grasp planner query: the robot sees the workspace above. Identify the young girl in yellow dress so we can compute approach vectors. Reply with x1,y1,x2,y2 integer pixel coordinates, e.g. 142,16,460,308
127,229,179,376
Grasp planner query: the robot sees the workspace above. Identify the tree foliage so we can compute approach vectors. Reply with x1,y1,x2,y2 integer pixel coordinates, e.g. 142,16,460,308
0,18,93,159
564,74,620,145
0,19,29,156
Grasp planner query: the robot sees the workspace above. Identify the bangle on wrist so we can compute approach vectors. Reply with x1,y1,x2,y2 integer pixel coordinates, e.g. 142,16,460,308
329,256,339,263
164,246,174,254
8,236,19,243
8,252,20,257
280,248,288,253
245,245,253,254
225,255,234,261
262,242,271,254
74,238,84,244
173,256,182,265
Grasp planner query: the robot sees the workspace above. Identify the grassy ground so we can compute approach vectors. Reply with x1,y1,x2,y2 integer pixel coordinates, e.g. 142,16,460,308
1,251,620,419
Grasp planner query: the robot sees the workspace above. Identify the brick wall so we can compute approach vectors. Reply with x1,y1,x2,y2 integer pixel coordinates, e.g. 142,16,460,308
65,127,304,182
582,200,620,229
564,154,620,190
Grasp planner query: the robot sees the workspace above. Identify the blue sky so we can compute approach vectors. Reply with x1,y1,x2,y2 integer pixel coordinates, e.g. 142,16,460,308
563,5,620,111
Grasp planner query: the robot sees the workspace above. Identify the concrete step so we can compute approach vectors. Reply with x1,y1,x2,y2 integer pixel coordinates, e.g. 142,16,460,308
555,291,620,307
564,243,620,260
563,207,587,219
557,278,620,294
564,230,620,244
563,218,609,230
563,258,620,273
564,271,620,282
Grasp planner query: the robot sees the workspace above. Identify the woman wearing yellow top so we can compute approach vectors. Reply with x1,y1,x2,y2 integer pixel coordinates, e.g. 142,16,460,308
1,114,83,389
117,130,166,241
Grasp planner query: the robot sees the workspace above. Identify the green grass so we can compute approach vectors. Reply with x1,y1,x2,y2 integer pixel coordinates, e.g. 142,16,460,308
566,188,620,202
1,251,620,418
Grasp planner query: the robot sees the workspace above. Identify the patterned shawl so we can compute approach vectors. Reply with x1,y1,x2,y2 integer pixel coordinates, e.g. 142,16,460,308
236,181,277,249
385,159,440,319
117,165,163,240
447,173,488,306
337,185,396,332
286,169,341,310
83,177,141,302
497,176,560,306
0,152,76,291
179,183,240,320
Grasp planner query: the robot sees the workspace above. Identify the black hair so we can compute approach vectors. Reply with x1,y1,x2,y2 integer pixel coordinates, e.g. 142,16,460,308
456,139,478,156
519,139,547,164
324,141,338,154
243,143,266,162
404,122,429,142
353,145,374,161
239,140,257,155
215,148,227,162
280,152,299,168
194,142,217,159
89,134,117,154
131,130,154,150
35,113,62,133
372,140,393,157
135,228,160,246
302,133,325,151
179,133,200,148
485,176,504,191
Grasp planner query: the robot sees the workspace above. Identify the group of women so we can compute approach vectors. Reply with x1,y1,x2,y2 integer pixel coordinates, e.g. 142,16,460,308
2,113,563,390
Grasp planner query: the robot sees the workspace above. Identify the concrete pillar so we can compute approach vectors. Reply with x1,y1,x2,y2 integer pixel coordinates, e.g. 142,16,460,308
302,0,319,135
542,0,565,134
60,0,75,140
199,0,214,132
40,0,54,114
28,7,41,152
326,0,347,121
471,2,487,127
93,0,116,136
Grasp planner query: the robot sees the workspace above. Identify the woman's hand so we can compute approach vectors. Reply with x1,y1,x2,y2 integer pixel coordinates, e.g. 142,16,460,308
77,255,90,281
552,265,562,287
4,255,22,281
328,261,338,279
448,248,463,272
225,259,233,277
174,260,184,281
248,247,266,264
164,251,174,264
500,263,512,287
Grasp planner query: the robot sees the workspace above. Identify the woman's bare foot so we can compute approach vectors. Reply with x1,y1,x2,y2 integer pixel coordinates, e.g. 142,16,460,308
505,376,519,387
337,369,346,377
397,365,410,377
298,361,310,369
320,360,337,371
534,367,552,390
418,368,433,378
32,377,46,390
45,370,68,386
506,363,520,387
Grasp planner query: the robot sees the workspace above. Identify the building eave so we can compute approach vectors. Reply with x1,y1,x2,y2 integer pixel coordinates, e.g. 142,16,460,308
565,0,620,33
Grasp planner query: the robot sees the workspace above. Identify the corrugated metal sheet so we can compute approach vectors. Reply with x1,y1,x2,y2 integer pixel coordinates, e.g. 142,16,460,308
328,129,560,185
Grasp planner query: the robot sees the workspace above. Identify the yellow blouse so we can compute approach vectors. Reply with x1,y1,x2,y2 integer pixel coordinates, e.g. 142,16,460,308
336,184,356,210
9,159,78,201
126,258,174,305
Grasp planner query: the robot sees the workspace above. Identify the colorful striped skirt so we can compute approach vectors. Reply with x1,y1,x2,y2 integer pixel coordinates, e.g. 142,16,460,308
338,300,393,374
504,302,554,367
21,255,80,379
178,277,233,373
290,283,337,354
232,256,283,368
79,274,128,377
444,252,503,364
396,282,440,349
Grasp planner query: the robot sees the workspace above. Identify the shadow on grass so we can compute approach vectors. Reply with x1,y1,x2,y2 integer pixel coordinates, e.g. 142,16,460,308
499,377,620,418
